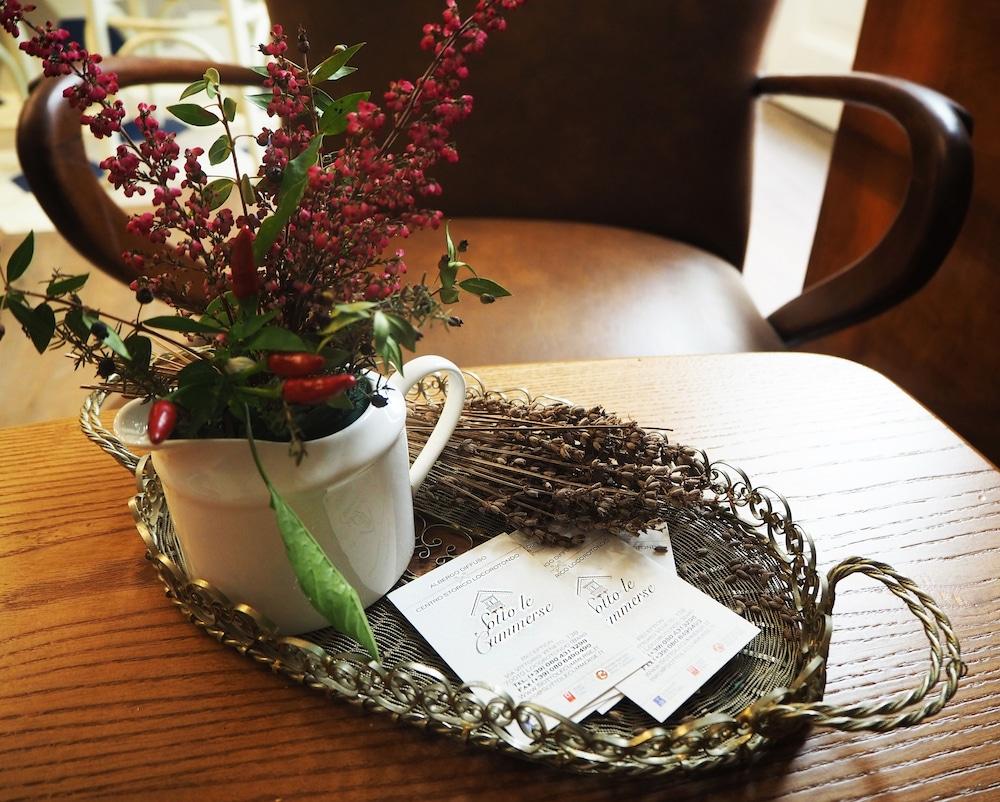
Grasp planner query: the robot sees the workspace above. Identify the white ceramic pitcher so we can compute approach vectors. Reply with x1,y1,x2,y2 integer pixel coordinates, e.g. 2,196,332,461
113,355,465,634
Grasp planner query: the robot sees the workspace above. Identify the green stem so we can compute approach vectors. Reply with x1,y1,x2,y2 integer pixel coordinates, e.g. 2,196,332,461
243,404,271,484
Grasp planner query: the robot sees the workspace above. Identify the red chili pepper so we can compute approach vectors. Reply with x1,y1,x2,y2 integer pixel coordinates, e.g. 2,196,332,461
229,227,258,300
282,374,357,405
147,399,178,444
267,352,326,378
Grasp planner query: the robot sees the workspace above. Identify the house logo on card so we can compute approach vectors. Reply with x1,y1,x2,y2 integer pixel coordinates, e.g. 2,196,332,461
576,575,611,598
470,589,514,617
653,696,666,707
563,691,576,703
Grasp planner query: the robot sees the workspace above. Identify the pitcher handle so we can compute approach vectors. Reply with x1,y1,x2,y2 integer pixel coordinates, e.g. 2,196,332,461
386,355,466,493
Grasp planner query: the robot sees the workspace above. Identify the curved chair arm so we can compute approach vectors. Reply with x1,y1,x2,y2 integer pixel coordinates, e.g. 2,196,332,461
755,73,973,345
16,57,260,308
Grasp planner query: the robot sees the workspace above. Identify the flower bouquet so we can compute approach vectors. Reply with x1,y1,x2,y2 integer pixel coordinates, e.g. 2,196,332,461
0,0,525,652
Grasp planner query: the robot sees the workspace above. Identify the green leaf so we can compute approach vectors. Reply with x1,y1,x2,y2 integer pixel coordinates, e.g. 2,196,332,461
239,174,256,205
9,300,54,353
439,259,458,290
229,309,277,341
124,334,152,372
246,92,272,112
176,358,219,387
204,67,220,85
373,310,391,340
65,307,90,340
310,87,335,115
373,312,404,374
178,79,208,100
173,361,225,432
208,134,232,166
199,314,227,331
253,135,324,264
310,42,365,83
270,483,379,658
46,273,88,296
102,326,132,360
334,301,377,314
439,286,459,304
7,231,34,282
458,277,512,298
246,326,310,352
223,96,237,122
203,178,234,210
166,103,219,127
143,315,225,333
445,222,456,261
319,91,370,136
320,311,369,338
383,312,419,351
249,65,269,77
320,347,349,366
76,310,129,360
205,291,237,320
326,392,353,410
382,335,404,375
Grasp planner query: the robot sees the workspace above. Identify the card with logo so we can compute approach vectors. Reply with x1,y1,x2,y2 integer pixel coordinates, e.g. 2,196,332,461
388,533,647,721
512,530,759,722
572,526,675,720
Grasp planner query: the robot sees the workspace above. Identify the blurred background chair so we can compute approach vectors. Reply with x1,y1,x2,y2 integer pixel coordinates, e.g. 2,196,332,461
15,0,973,367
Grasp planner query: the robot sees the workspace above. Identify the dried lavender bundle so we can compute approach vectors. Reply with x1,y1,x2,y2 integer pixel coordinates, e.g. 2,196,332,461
407,396,708,544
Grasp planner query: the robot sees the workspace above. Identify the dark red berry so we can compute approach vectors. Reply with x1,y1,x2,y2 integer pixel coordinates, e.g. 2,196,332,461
458,239,469,252
370,394,388,408
97,356,116,378
296,25,310,54
135,287,154,304
446,316,463,327
480,293,496,304
90,321,109,340
0,323,5,341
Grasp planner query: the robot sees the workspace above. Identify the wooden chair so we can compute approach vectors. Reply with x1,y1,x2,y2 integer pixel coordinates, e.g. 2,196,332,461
16,0,973,366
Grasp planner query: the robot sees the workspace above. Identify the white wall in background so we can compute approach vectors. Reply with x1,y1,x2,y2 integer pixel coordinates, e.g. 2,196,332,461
762,0,868,130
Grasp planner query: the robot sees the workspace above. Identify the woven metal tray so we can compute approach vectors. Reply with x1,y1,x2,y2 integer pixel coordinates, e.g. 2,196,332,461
80,375,965,776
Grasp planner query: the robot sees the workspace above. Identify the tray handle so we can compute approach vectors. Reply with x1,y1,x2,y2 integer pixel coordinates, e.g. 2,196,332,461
753,557,966,733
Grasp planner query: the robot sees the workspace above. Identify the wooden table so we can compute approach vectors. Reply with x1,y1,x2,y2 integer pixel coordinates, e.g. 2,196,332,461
2,353,999,801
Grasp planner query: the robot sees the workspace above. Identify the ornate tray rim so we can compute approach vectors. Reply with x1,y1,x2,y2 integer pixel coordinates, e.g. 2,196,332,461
80,375,966,776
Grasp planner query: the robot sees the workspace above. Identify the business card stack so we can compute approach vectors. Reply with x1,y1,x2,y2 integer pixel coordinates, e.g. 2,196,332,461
389,525,759,726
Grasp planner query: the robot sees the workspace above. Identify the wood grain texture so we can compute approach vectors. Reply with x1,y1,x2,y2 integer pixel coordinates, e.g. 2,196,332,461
1,353,999,801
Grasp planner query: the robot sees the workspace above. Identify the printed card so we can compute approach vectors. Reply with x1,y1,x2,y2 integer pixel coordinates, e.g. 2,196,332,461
389,533,647,721
627,523,677,577
512,530,759,722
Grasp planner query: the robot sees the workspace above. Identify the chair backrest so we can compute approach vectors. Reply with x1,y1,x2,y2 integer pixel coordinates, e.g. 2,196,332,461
267,0,777,268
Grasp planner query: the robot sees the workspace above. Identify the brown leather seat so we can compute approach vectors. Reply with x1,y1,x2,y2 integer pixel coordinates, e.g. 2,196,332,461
16,1,972,366
401,219,782,365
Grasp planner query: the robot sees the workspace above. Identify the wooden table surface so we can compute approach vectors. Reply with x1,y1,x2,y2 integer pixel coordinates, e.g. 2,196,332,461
2,353,999,801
